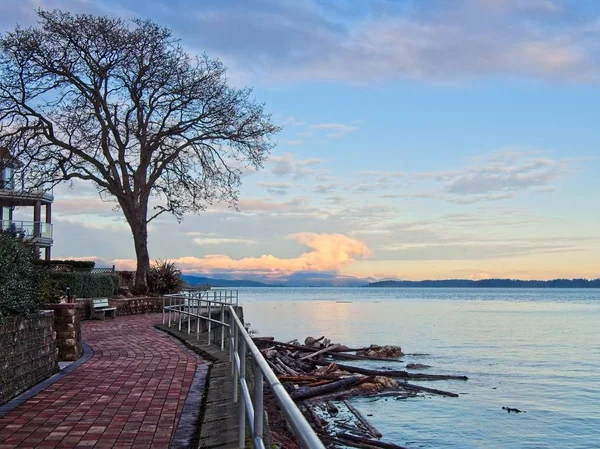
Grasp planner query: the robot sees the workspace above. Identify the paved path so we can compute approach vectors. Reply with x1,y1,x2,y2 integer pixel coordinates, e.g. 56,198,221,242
155,324,241,449
0,315,206,449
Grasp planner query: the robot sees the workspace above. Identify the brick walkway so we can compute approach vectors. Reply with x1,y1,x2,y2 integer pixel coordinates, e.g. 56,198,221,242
0,314,206,449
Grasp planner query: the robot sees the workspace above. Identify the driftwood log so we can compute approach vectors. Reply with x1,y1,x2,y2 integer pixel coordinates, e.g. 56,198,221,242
344,400,383,438
290,375,365,401
336,432,410,449
312,360,468,381
299,344,341,361
253,338,400,361
254,333,468,447
400,382,459,397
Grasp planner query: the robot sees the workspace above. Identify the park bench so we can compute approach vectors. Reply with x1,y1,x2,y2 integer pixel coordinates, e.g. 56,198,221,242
92,298,116,320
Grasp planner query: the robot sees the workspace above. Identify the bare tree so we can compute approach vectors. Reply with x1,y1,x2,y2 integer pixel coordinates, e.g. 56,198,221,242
0,10,279,290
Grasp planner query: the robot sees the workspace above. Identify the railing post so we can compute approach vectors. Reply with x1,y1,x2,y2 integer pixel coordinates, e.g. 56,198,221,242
196,298,201,340
178,297,182,331
238,337,247,449
233,323,239,403
230,310,234,366
162,296,165,325
207,300,212,345
221,307,225,350
253,358,264,442
187,298,191,335
168,296,172,327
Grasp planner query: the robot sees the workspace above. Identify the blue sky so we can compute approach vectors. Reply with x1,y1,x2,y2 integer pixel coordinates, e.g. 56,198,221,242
2,0,599,281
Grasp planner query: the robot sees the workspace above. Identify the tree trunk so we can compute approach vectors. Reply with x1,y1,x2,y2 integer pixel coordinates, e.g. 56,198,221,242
121,197,151,292
131,218,150,292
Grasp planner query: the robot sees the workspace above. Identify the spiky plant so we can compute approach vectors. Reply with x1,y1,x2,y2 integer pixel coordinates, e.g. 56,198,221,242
147,260,184,295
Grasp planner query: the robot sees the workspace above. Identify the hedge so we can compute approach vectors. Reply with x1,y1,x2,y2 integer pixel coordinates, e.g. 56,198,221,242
48,272,118,298
0,232,45,320
39,260,96,271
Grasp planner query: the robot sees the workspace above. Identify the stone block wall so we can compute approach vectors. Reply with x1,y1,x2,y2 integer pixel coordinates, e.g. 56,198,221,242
76,297,163,319
0,312,58,405
111,297,164,316
74,299,92,320
45,304,84,361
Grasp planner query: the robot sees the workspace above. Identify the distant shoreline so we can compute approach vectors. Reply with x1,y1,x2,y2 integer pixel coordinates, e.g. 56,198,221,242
367,279,600,288
182,274,600,288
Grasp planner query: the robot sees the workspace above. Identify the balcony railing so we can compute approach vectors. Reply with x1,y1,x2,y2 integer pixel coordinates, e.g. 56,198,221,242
1,220,53,241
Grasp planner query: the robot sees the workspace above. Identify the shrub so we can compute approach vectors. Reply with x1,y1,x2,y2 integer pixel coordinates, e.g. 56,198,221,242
39,259,96,272
148,260,184,295
0,231,46,320
116,271,135,289
47,272,118,298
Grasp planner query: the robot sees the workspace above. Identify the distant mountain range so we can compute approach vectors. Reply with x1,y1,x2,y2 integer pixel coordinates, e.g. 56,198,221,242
368,278,600,288
181,272,372,287
182,275,274,288
182,274,600,288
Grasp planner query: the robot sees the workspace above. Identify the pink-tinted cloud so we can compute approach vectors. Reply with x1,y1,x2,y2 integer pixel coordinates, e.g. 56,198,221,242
109,233,372,274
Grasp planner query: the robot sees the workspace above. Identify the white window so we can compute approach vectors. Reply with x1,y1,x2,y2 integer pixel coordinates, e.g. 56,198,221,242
1,167,14,189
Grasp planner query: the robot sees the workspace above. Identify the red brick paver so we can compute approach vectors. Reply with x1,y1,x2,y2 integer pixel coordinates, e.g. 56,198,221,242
0,314,205,449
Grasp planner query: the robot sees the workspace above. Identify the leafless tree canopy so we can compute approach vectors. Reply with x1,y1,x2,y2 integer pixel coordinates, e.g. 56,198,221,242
0,9,280,288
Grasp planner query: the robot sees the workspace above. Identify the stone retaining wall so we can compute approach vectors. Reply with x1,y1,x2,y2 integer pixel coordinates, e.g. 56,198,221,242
76,297,163,319
111,297,163,316
0,312,58,405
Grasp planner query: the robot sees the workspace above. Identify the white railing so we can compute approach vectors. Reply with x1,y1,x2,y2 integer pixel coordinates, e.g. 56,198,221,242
162,291,238,349
179,288,239,305
1,220,53,239
162,292,325,449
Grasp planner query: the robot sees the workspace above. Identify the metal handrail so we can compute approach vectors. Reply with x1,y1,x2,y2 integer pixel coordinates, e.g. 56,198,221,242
228,306,326,449
162,293,325,449
163,294,235,349
175,288,240,305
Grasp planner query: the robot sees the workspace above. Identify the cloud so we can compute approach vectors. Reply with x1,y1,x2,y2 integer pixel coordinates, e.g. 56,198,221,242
192,236,257,245
380,150,571,204
281,140,303,146
174,0,600,85
268,153,323,178
282,116,306,127
3,1,598,86
111,232,372,275
52,197,118,216
53,215,130,231
234,197,314,214
257,182,292,196
470,271,492,280
376,233,597,261
439,153,569,196
310,123,359,138
312,183,338,195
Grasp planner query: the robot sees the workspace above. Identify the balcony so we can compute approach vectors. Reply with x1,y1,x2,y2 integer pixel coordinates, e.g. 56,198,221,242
1,220,53,247
0,188,54,206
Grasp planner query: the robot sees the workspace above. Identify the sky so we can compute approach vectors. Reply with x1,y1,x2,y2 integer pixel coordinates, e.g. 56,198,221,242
2,0,599,282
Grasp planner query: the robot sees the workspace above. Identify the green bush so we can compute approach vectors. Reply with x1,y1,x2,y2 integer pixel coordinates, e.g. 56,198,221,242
0,231,46,320
148,260,184,295
47,272,118,298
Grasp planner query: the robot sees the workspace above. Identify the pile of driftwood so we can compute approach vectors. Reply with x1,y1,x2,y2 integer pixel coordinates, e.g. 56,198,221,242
253,335,468,449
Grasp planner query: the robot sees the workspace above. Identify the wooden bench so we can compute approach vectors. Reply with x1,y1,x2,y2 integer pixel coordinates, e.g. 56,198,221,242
92,298,116,320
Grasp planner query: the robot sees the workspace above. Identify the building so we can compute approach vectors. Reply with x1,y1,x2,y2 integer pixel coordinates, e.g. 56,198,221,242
0,147,54,260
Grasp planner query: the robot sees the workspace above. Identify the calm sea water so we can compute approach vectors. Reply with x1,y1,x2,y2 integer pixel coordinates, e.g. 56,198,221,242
238,287,600,449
